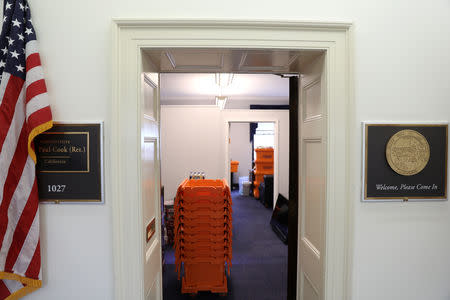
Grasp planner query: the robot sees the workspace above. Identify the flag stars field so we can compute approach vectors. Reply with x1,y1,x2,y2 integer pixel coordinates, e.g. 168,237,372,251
0,0,53,297
10,50,19,59
12,19,21,27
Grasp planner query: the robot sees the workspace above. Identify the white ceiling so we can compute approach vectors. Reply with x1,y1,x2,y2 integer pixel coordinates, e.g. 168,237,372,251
160,73,289,108
145,48,323,108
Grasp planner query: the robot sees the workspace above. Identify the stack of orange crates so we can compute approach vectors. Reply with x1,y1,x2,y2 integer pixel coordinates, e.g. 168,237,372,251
174,178,233,295
253,147,274,198
230,161,239,173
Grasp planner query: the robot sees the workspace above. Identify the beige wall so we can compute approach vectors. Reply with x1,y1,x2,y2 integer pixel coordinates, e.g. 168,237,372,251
21,0,450,299
160,106,223,203
160,106,289,202
229,122,253,184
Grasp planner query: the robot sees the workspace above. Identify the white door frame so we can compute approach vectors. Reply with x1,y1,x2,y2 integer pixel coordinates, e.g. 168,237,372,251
224,113,280,209
111,19,353,300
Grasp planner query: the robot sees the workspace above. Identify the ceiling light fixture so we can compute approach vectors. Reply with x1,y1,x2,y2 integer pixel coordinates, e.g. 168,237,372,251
215,96,227,110
215,73,234,87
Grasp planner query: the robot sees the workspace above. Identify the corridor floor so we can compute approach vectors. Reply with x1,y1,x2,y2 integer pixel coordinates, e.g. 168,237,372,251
163,190,288,300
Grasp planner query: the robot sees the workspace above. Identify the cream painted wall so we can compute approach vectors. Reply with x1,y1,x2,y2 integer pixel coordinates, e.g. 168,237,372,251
160,106,223,203
160,107,289,202
21,0,450,299
229,123,252,185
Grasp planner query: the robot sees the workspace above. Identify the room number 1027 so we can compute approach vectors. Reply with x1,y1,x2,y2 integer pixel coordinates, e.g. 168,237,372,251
48,185,66,192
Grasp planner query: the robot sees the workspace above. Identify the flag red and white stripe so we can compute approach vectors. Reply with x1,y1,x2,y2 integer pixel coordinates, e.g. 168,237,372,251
0,0,52,299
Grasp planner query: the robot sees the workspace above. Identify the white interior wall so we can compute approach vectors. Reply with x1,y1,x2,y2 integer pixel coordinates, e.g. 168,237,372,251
21,0,450,299
160,106,223,203
229,123,252,185
161,106,289,203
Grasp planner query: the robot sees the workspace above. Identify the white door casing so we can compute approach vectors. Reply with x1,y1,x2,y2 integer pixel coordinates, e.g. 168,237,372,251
298,54,327,300
111,20,353,300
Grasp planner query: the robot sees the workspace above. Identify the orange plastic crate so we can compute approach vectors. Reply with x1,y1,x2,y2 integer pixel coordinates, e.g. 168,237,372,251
255,160,274,174
178,240,230,248
182,263,227,294
173,178,232,295
180,246,230,255
176,228,231,239
177,230,232,241
176,217,231,228
230,161,239,173
178,244,232,255
176,223,231,233
255,147,274,161
177,217,231,226
184,263,225,285
180,255,232,263
179,233,230,243
175,226,230,237
253,187,260,198
176,245,231,256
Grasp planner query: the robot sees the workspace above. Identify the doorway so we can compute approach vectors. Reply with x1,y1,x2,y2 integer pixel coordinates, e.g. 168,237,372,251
111,20,352,300
228,121,278,205
162,116,288,299
150,52,322,300
159,72,289,299
226,120,280,208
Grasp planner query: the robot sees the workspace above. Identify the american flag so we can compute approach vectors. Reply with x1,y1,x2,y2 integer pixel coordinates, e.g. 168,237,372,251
0,0,52,298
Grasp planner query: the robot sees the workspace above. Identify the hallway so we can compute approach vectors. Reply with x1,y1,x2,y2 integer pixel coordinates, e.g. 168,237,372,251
163,190,288,299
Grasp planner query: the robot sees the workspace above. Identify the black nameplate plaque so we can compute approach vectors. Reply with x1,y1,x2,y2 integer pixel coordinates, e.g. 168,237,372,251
363,123,448,201
35,123,103,203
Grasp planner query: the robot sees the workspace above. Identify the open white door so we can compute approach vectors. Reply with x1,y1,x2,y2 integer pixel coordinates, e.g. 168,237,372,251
298,54,326,300
141,53,162,300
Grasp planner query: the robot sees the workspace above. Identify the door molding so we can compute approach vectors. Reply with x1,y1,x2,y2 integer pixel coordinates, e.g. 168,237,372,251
111,19,353,300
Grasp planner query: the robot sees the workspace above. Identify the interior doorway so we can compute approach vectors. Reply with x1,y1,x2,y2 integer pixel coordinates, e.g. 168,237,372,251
142,49,322,300
159,72,290,299
153,47,324,299
228,121,278,205
226,121,280,208
111,20,352,300
162,115,288,298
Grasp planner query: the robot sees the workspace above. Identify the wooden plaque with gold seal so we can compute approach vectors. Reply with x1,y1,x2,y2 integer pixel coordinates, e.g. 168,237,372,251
385,129,430,176
363,123,448,201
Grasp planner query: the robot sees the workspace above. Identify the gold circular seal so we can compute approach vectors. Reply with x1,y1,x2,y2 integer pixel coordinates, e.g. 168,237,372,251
386,129,430,176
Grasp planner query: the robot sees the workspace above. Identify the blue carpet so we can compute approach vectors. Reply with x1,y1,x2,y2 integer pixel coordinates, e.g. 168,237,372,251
163,191,287,299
